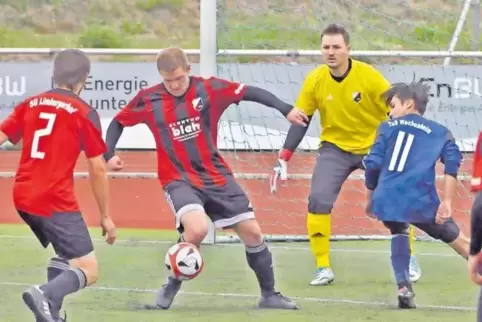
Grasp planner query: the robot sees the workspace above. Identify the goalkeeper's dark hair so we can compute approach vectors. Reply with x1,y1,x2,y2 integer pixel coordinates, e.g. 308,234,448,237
321,23,350,45
383,81,431,115
52,49,90,89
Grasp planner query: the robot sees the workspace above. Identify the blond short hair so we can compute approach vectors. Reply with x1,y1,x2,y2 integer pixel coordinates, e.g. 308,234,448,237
156,47,190,72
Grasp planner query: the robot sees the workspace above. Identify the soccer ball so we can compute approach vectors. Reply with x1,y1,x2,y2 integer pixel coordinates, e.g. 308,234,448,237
164,242,204,281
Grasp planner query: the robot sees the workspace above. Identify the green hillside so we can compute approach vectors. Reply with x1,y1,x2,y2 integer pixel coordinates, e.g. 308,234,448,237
0,0,479,63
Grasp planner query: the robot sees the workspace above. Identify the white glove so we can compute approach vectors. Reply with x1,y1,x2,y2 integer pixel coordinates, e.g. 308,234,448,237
270,159,288,193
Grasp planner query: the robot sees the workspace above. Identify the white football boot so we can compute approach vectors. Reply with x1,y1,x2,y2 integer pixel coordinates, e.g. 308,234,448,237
409,255,422,283
310,267,335,286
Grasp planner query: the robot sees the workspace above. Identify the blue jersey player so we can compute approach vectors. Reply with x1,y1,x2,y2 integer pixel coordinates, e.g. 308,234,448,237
363,82,470,309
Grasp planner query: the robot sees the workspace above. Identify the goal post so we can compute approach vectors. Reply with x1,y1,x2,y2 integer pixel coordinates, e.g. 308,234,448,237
202,0,482,244
0,50,480,246
0,0,480,245
203,52,482,244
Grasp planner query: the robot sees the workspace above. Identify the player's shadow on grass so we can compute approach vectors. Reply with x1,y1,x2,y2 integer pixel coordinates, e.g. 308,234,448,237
123,303,257,313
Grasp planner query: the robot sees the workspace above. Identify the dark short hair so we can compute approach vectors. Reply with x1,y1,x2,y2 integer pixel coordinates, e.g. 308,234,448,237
53,49,90,87
321,23,350,45
383,82,431,115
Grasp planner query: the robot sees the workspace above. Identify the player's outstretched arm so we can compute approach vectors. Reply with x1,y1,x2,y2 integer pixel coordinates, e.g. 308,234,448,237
276,69,320,161
87,155,109,216
269,121,313,192
240,85,292,116
241,86,309,192
81,109,116,244
0,102,25,147
209,77,310,192
87,154,116,244
241,86,308,125
104,119,125,162
263,71,317,191
437,132,462,223
278,118,313,163
242,86,310,187
212,77,312,161
104,91,148,170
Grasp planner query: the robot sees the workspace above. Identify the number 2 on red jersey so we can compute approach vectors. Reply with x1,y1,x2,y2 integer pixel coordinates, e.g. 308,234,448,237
31,112,57,159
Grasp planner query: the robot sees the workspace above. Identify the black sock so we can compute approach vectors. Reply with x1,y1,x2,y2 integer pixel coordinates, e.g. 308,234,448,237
166,235,185,285
47,257,70,315
245,240,275,297
40,268,87,305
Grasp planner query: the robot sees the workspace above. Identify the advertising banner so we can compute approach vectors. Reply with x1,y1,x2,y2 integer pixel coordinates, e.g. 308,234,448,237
1,62,481,151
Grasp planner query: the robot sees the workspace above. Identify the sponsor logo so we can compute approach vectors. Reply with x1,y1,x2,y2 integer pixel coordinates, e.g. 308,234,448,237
0,76,26,96
169,117,202,141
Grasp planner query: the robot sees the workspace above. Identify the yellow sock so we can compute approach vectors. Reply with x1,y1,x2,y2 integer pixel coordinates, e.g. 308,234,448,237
409,225,415,256
307,213,331,268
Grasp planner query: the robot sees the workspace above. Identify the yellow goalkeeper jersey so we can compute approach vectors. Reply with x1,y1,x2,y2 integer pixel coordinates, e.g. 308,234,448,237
296,59,390,154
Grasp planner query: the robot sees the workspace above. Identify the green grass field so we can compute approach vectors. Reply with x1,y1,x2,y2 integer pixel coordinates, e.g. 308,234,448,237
0,224,478,322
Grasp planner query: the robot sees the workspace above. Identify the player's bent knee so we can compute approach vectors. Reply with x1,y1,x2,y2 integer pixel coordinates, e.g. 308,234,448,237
232,218,263,247
414,218,460,244
69,252,98,286
307,196,334,215
308,181,341,214
179,210,209,245
308,187,338,214
383,221,410,235
437,218,460,244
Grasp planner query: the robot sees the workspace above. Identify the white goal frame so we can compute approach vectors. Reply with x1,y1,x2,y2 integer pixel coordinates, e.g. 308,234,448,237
0,0,480,244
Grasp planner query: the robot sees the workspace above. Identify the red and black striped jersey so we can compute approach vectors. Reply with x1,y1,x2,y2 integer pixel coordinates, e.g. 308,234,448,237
114,76,247,187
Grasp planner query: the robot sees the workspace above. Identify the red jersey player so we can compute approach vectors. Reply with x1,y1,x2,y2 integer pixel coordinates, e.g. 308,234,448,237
104,47,307,311
469,132,482,321
469,131,482,285
0,49,116,322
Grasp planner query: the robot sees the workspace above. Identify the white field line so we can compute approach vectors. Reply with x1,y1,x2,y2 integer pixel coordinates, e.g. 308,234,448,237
0,171,473,180
0,281,474,312
0,234,459,257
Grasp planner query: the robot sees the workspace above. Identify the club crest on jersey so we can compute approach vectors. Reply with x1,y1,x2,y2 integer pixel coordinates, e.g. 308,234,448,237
192,97,204,111
352,92,362,103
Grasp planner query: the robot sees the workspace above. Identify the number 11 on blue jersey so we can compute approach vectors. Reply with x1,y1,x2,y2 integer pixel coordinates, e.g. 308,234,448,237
389,131,415,172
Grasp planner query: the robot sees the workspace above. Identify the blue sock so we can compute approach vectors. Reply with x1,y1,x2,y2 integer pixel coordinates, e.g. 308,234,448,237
391,234,411,290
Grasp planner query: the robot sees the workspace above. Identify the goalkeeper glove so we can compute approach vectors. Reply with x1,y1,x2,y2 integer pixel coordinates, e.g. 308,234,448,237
269,149,292,193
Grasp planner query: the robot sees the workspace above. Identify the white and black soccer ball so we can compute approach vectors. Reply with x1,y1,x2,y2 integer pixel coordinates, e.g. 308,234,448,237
164,242,204,281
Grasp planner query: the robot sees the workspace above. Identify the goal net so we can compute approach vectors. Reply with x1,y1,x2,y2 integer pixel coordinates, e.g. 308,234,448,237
0,0,478,246
212,0,479,243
